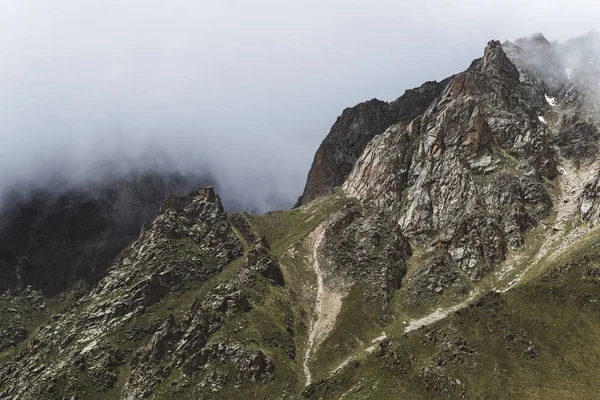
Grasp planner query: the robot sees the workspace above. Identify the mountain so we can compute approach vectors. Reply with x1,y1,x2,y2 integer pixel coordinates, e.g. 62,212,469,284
3,32,600,399
0,171,214,298
295,80,450,206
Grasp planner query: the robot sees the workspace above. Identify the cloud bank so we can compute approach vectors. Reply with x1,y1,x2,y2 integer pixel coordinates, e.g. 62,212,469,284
0,0,598,211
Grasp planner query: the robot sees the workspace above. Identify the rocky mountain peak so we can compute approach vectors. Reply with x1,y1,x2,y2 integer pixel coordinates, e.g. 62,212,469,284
0,183,247,399
159,185,219,214
503,34,568,95
343,37,559,279
294,99,395,206
480,40,520,80
295,80,449,206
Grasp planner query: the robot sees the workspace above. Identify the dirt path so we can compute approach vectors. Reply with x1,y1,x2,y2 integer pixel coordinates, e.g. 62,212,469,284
404,289,480,333
303,225,343,386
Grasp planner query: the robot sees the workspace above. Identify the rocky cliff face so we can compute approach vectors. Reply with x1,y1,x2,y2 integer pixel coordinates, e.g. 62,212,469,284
295,80,450,206
4,32,600,399
343,39,557,280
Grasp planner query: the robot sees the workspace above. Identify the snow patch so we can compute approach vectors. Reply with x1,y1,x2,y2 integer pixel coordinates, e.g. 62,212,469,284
545,94,556,107
538,116,547,124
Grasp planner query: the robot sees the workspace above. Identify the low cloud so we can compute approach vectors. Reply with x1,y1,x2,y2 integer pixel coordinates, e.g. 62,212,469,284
0,0,598,212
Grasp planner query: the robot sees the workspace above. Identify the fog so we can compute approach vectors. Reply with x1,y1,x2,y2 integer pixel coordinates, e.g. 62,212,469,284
0,0,599,212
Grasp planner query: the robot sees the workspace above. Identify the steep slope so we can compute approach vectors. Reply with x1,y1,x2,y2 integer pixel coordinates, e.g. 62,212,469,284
302,32,600,399
296,80,450,206
304,235,600,399
0,187,246,398
344,39,556,282
0,187,359,399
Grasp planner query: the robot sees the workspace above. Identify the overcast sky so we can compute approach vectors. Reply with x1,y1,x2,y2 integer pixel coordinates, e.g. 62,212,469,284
0,0,598,211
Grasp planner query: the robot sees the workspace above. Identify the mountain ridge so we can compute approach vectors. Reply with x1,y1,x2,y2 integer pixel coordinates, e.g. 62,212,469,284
3,31,600,399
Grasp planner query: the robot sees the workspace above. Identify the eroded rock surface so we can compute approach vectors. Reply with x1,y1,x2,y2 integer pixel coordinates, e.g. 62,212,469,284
296,80,450,206
343,40,556,281
0,187,257,399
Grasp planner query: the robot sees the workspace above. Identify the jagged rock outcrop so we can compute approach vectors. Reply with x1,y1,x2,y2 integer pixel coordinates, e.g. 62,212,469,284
553,122,600,160
0,186,249,399
579,170,600,225
482,173,551,249
122,222,282,398
319,206,412,309
343,39,556,280
400,246,470,308
296,80,450,206
229,212,257,244
239,236,285,285
0,171,211,296
92,186,243,305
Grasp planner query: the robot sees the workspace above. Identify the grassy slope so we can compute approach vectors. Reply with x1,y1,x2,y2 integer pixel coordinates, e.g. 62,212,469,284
134,192,351,399
9,188,600,399
308,283,385,382
305,225,600,399
0,192,351,399
253,193,402,385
